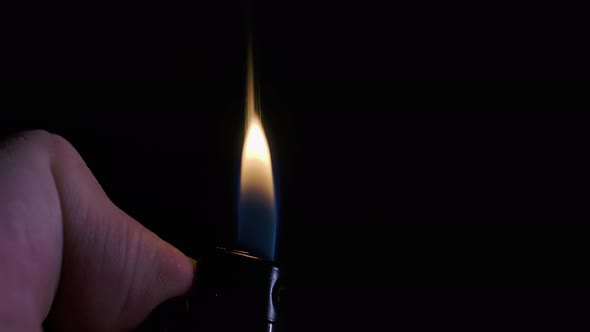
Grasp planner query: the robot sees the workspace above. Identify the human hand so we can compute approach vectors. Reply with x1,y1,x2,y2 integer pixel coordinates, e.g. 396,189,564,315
0,130,194,332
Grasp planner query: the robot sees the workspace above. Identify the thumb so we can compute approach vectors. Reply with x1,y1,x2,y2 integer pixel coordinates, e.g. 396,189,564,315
47,133,194,331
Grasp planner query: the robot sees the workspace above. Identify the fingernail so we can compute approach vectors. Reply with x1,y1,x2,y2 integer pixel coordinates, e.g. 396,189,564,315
188,257,197,271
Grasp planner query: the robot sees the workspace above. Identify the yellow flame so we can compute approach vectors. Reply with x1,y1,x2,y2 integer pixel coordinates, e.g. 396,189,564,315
240,39,274,203
240,116,274,201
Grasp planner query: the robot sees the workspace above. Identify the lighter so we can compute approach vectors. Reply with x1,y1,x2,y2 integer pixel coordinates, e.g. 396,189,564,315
137,246,282,332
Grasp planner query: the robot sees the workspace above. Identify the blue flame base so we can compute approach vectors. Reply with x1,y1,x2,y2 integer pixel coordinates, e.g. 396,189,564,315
237,196,277,261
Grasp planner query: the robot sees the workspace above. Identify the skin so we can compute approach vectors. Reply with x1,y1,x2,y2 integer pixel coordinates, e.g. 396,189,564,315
0,130,195,332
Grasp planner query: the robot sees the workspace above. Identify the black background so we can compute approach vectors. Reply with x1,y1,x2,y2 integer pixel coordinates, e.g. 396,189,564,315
2,1,589,331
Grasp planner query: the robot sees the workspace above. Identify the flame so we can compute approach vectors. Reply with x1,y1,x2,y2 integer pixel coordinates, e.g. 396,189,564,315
237,38,277,260
240,39,274,205
240,114,275,203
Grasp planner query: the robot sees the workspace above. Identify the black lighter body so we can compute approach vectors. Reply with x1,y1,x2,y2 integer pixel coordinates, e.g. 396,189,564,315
137,248,282,332
190,248,280,332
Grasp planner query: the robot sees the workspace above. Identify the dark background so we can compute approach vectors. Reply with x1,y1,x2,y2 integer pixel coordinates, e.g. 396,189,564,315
2,1,589,331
